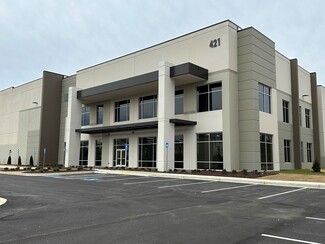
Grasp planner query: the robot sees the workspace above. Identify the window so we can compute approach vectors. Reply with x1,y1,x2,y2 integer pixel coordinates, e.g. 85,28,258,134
175,135,184,168
113,138,129,167
95,139,102,166
284,139,291,162
115,100,130,122
260,133,273,170
307,143,312,163
97,105,104,124
197,83,222,112
305,109,310,128
79,141,88,166
175,90,184,115
301,142,304,163
197,132,223,170
282,100,289,123
81,106,90,126
258,83,271,113
138,137,156,167
139,95,157,119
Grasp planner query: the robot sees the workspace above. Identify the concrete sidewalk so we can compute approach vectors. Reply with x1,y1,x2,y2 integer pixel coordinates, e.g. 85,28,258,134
95,169,325,189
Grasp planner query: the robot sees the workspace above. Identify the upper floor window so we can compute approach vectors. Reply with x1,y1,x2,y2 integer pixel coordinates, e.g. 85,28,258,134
175,90,184,115
81,106,90,126
115,100,130,122
139,95,157,119
305,109,310,128
197,82,222,112
282,100,289,123
97,105,103,124
258,83,271,113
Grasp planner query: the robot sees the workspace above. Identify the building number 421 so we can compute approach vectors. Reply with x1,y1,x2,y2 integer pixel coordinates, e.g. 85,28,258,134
209,38,221,48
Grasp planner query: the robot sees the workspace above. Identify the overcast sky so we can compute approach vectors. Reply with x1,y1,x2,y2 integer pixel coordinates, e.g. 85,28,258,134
1,0,324,90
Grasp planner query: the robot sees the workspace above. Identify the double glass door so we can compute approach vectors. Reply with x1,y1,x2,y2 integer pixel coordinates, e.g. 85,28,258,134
116,149,126,167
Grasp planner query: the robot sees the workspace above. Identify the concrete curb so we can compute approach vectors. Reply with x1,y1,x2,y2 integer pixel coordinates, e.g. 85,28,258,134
95,169,325,189
0,197,7,206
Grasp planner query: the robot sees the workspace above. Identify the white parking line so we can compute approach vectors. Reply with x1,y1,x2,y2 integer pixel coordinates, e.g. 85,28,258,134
99,177,148,182
0,197,7,206
258,187,306,200
261,234,322,244
306,217,325,222
201,184,254,193
158,181,213,189
124,179,180,185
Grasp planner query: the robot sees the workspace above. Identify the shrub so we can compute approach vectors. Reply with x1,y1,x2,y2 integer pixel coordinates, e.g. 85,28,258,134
242,169,248,175
18,156,22,165
232,169,237,174
29,156,34,166
312,160,321,173
222,169,227,175
7,156,11,165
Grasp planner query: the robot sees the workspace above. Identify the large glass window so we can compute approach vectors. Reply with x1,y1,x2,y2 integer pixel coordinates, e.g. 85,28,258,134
284,139,291,163
138,137,156,167
197,83,222,112
81,106,90,126
97,105,104,124
260,133,273,170
115,100,130,122
282,100,289,123
175,135,184,168
95,139,102,166
79,141,89,166
305,109,310,128
139,95,157,119
307,143,312,163
175,90,184,115
258,83,271,113
197,132,223,170
113,138,129,167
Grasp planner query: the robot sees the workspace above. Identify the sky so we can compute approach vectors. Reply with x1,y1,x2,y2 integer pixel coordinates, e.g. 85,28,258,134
0,0,325,90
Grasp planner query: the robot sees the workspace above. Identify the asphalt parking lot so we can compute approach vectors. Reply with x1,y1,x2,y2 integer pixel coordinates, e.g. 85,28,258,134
0,172,324,244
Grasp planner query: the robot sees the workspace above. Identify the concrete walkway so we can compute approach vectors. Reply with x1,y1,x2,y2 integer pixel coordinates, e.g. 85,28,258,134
95,169,325,189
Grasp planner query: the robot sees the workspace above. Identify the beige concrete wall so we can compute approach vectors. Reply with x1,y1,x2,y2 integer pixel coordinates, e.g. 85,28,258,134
317,86,325,167
276,52,291,94
298,67,312,103
0,79,43,164
237,27,276,171
76,21,238,89
58,75,76,164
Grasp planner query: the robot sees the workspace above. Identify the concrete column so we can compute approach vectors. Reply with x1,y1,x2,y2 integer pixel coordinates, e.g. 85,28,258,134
88,136,96,166
64,87,81,167
157,61,175,172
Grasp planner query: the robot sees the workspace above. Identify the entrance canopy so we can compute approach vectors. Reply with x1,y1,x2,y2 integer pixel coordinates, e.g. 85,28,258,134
76,119,197,134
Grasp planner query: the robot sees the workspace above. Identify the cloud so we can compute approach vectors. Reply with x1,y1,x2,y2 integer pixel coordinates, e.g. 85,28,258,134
0,0,324,89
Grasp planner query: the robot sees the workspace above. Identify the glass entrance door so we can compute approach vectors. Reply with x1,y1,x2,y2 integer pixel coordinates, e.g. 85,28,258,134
116,149,126,167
